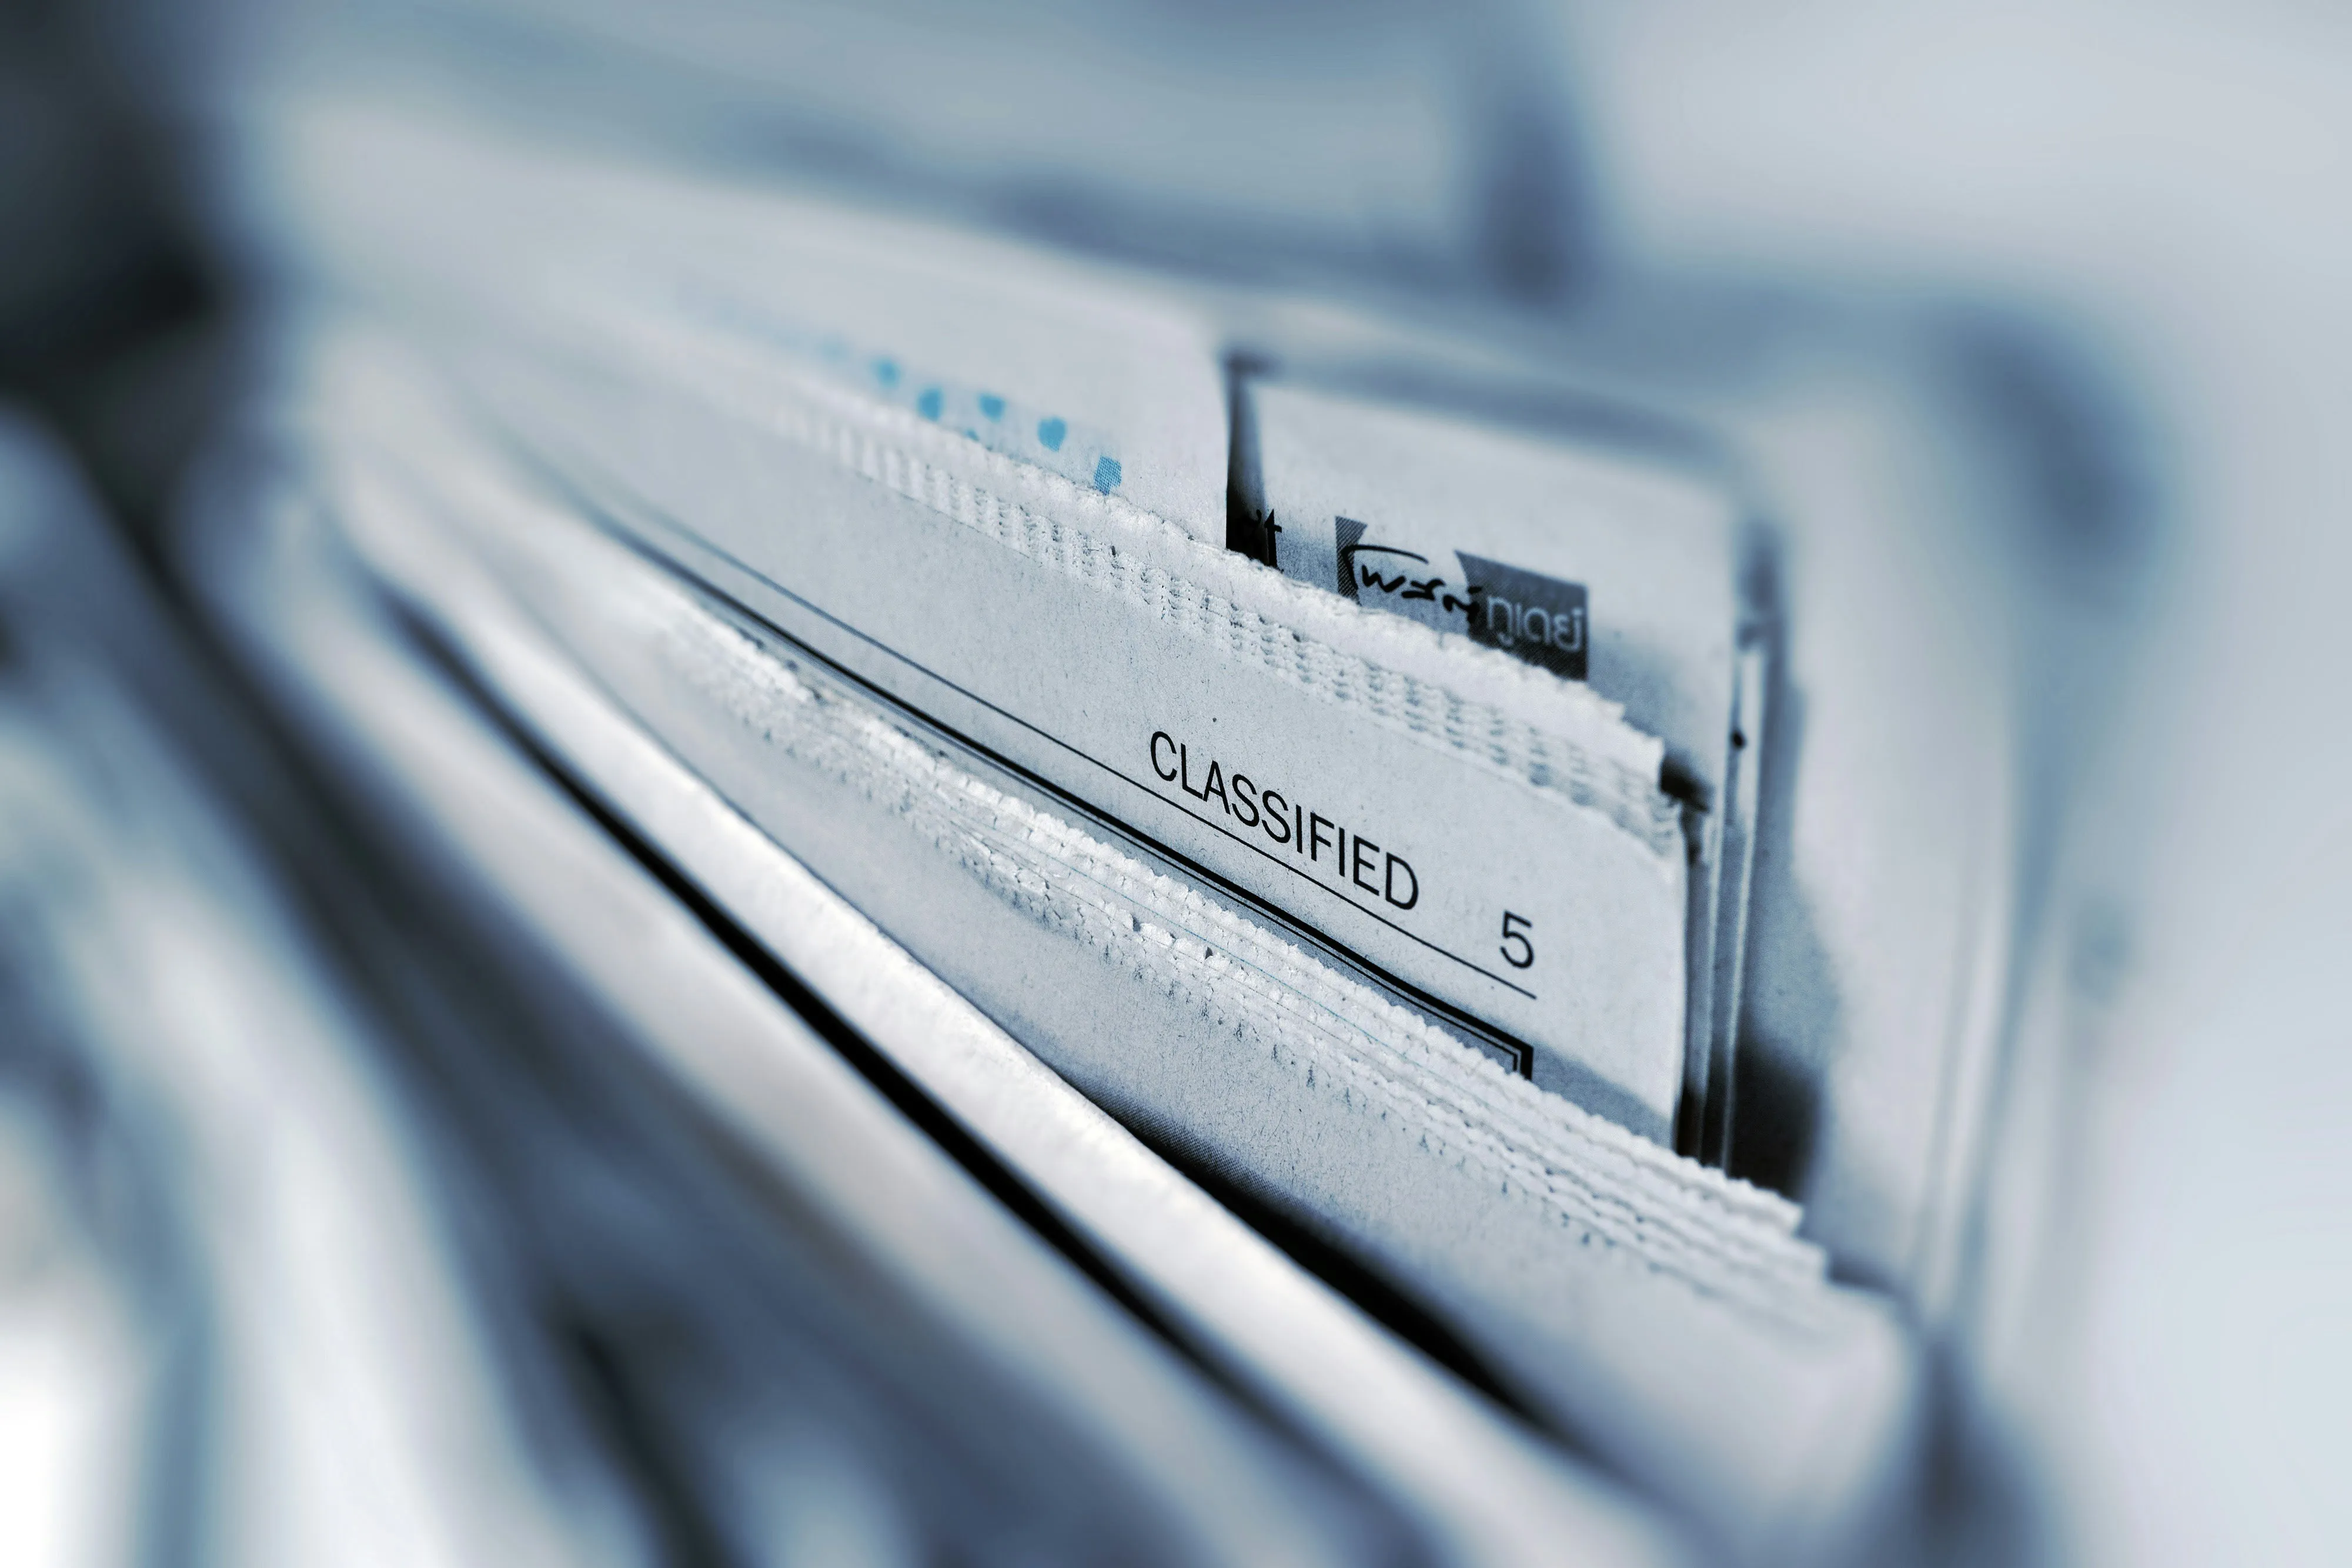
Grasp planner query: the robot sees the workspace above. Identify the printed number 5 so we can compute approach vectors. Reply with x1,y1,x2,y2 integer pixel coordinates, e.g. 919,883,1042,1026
1499,912,1535,970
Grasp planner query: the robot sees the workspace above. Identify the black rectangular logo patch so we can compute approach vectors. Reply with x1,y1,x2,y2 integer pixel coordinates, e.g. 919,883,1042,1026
1457,552,1589,681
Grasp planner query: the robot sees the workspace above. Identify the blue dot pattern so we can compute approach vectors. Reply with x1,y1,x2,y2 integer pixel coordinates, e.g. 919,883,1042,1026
669,286,1129,509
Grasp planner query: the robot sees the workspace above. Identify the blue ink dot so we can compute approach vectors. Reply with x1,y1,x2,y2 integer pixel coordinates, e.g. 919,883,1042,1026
963,428,980,440
977,393,1005,421
1093,456,1122,492
871,358,900,389
1037,417,1067,452
916,386,943,420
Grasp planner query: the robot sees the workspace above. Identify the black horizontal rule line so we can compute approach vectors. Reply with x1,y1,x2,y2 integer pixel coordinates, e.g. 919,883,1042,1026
515,446,1545,1044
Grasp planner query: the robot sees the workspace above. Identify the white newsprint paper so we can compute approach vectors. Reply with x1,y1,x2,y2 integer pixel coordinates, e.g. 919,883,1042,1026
1232,376,1765,1154
1235,376,1746,800
315,311,1694,1138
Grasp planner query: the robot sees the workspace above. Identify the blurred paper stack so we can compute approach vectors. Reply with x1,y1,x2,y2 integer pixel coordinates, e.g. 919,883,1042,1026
5,2,2350,1565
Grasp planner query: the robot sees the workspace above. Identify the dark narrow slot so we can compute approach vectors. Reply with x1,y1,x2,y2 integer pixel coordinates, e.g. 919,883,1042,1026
1224,352,1281,570
1121,1125,1548,1429
554,1316,738,1568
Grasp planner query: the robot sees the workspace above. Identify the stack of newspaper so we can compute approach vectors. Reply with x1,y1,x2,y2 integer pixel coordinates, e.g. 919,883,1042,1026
75,6,2078,1558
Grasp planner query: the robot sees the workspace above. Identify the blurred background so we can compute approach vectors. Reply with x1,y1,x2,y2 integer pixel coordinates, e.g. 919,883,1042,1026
2,1,2347,1563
